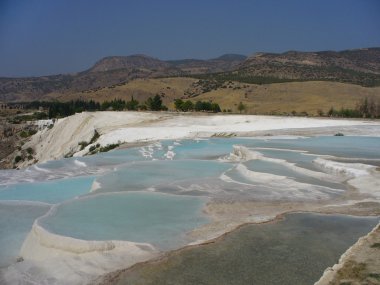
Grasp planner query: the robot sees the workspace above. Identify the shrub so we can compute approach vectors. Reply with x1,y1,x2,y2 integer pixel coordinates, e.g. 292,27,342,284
126,96,139,111
14,155,23,163
78,141,89,150
90,130,100,144
33,112,48,120
174,99,194,112
99,143,120,152
28,129,37,136
194,101,221,112
238,102,246,113
317,109,324,116
20,131,28,138
145,95,167,111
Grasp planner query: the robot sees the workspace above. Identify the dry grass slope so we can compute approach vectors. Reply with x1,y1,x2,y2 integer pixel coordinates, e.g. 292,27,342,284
46,77,197,106
43,78,380,116
193,81,380,115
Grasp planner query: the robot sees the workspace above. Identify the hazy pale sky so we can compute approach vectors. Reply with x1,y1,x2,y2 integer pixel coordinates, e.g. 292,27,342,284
0,0,379,77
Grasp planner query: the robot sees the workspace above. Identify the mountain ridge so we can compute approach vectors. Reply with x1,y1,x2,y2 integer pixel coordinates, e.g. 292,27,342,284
1,48,379,102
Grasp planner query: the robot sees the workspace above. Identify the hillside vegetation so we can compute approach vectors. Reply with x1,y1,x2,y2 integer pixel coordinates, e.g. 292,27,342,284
193,80,380,115
20,78,380,116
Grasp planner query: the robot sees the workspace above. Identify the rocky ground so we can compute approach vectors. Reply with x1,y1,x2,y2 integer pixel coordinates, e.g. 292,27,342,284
0,110,38,169
315,224,380,285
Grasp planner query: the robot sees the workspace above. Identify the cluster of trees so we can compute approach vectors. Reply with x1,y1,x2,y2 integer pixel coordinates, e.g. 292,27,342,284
25,100,101,118
328,97,380,118
356,97,380,118
23,95,168,118
100,95,166,111
174,99,221,113
101,99,127,111
145,95,167,111
99,97,141,111
20,96,379,119
174,99,195,112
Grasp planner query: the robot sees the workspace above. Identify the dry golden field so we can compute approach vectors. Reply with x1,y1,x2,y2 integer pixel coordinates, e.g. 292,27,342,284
45,78,380,115
194,81,380,115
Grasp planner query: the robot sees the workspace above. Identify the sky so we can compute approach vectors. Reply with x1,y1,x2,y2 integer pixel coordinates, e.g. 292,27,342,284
0,0,379,77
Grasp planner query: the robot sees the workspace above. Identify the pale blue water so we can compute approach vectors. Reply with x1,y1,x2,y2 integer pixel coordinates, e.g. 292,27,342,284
240,136,380,159
40,192,208,250
96,159,231,193
0,176,94,203
253,148,321,172
168,139,244,160
243,160,346,189
0,202,50,268
0,135,379,272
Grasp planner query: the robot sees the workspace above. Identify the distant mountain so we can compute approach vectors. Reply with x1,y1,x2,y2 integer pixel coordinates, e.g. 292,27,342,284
213,54,247,62
1,48,379,102
0,55,183,102
88,55,173,73
241,48,380,73
88,53,247,74
166,53,247,74
0,53,247,101
233,48,380,86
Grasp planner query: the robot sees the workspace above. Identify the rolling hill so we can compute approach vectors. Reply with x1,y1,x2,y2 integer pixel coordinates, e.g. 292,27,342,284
229,48,380,86
1,48,380,115
0,53,247,102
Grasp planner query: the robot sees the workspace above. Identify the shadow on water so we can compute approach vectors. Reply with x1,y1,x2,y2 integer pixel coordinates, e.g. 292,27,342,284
113,213,379,285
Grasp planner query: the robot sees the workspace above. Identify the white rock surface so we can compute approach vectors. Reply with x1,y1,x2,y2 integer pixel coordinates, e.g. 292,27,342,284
21,111,380,166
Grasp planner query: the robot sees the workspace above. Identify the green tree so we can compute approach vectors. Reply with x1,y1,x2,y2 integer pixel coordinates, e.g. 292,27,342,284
359,97,369,118
174,99,184,111
237,102,246,113
211,103,221,113
194,101,203,112
126,96,139,111
182,100,194,111
146,95,166,111
327,107,336,117
201,101,212,111
194,100,220,112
